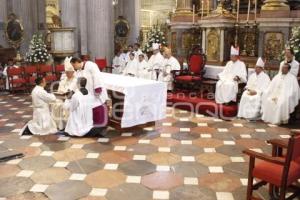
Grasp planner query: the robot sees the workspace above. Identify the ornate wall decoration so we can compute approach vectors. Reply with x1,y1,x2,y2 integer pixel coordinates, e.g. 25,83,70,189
182,31,193,51
206,29,220,61
264,32,284,61
115,16,130,48
239,26,258,57
5,13,24,49
46,0,61,28
171,32,177,54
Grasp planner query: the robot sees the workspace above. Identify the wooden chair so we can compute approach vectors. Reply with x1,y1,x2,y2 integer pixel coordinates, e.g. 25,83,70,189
243,131,300,200
173,54,206,92
39,65,57,83
24,65,38,90
7,67,27,93
55,64,65,80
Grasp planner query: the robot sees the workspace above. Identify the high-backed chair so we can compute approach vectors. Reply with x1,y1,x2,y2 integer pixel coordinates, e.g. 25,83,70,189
39,65,57,83
7,67,27,93
55,64,65,80
24,65,38,90
173,54,206,91
95,58,112,72
243,131,300,200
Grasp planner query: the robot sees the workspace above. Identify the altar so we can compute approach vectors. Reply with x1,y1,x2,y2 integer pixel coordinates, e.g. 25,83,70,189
99,73,167,128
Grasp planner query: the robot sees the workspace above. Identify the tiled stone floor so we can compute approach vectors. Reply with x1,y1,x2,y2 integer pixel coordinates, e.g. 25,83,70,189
0,94,299,200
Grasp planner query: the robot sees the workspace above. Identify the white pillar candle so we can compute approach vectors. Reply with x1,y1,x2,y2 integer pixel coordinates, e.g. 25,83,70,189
246,0,251,23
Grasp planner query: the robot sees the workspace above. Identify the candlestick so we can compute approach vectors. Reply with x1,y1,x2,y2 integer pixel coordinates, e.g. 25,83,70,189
246,0,250,23
201,0,204,19
193,4,195,24
236,1,239,22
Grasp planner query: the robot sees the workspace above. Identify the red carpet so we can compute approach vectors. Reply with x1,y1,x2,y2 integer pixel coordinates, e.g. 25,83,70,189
167,92,238,119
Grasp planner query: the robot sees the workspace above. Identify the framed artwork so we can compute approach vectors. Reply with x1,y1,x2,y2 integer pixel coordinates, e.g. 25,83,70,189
5,13,24,49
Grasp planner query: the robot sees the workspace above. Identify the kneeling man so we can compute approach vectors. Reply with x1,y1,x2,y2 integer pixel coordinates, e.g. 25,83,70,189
21,77,57,135
64,77,98,137
261,63,300,125
238,57,270,120
215,46,247,104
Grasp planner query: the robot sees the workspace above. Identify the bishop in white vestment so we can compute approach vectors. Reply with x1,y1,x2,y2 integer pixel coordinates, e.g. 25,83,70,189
71,57,109,127
148,43,164,80
21,77,57,135
278,48,299,77
57,57,77,94
215,46,247,104
123,53,139,77
261,63,300,125
158,48,181,90
64,77,94,137
238,58,271,119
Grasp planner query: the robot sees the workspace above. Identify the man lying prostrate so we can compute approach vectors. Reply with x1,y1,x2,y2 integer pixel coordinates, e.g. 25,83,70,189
63,77,106,137
21,77,57,135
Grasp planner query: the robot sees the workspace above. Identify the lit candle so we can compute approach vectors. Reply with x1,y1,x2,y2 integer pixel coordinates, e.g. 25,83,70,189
246,0,250,23
236,0,240,23
193,4,195,24
201,0,204,19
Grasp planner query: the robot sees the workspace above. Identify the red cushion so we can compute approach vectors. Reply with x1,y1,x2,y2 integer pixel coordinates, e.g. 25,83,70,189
189,55,203,74
45,75,57,81
95,58,107,70
176,75,201,82
12,78,26,84
253,160,300,187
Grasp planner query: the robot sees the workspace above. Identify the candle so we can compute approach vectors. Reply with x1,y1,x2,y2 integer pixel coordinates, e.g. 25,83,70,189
236,0,240,22
246,0,250,23
254,0,257,21
201,0,204,19
193,4,195,24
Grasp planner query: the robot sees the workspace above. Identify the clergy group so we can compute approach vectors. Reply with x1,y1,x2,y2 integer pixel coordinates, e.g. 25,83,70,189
20,43,300,137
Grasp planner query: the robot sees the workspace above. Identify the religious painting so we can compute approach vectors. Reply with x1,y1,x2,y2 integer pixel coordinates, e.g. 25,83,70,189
264,32,284,62
182,32,193,50
115,16,130,38
206,29,220,62
5,13,24,49
46,0,61,28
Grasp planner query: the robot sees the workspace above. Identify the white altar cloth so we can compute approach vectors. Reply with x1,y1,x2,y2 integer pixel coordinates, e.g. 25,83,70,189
204,65,255,79
99,72,167,128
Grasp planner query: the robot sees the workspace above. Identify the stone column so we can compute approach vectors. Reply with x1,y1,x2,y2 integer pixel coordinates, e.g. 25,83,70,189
79,0,88,55
176,0,193,13
87,0,114,63
0,0,8,47
60,0,79,54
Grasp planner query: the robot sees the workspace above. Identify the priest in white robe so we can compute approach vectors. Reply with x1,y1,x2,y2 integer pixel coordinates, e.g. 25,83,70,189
137,53,151,79
261,63,300,125
238,57,271,119
133,43,143,60
70,57,109,128
64,77,95,137
3,59,19,90
125,45,134,63
148,43,164,80
112,50,126,74
215,46,247,104
158,48,181,90
123,52,139,77
278,48,299,77
57,57,77,94
21,77,57,135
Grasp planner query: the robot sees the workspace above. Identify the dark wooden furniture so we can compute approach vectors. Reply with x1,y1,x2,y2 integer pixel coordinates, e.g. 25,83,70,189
0,47,16,64
243,131,300,200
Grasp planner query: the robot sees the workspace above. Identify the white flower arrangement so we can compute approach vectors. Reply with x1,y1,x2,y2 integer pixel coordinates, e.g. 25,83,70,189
143,26,167,53
25,33,51,64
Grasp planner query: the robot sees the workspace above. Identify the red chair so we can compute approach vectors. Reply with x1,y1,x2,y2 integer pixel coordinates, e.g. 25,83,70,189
39,65,57,83
24,65,38,90
7,67,27,93
243,131,300,200
173,54,206,91
55,64,65,80
95,58,107,71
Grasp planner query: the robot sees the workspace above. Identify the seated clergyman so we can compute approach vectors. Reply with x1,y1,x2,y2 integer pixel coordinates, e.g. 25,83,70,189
215,46,247,104
21,77,57,135
238,57,271,120
261,63,300,125
57,57,77,94
64,77,103,137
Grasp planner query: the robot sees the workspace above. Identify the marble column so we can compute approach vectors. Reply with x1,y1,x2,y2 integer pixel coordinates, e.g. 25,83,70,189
0,0,8,47
176,0,193,13
60,0,79,54
87,0,114,62
79,0,88,55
